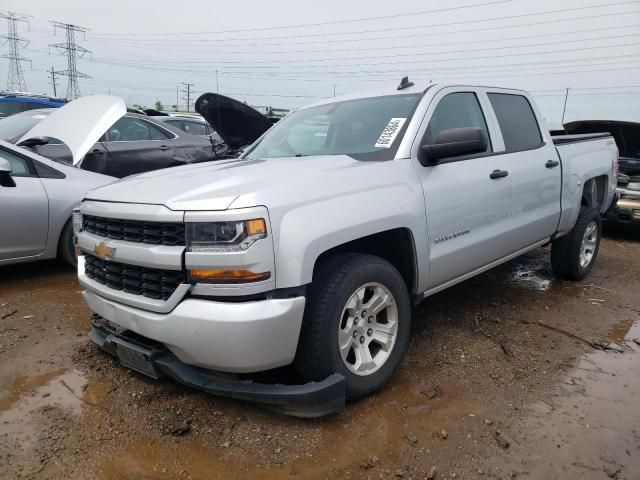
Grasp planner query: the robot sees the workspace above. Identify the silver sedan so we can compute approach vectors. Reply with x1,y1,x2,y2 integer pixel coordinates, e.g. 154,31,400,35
0,139,115,266
0,95,125,267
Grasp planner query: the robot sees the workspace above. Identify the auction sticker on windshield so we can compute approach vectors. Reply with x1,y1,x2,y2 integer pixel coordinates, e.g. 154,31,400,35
375,117,406,148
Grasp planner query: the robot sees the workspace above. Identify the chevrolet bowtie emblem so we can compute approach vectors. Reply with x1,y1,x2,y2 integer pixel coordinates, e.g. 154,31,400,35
94,242,115,258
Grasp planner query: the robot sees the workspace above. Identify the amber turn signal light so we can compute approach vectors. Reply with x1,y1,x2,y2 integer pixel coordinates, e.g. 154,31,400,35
189,269,271,284
246,218,267,236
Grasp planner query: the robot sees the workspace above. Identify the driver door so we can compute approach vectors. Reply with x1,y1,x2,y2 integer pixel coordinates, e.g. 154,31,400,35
0,147,49,260
412,88,510,290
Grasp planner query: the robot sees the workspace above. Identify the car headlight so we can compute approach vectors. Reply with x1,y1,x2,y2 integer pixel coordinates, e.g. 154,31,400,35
186,218,267,252
186,218,270,284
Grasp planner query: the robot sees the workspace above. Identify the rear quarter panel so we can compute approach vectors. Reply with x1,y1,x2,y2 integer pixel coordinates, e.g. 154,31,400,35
556,137,617,236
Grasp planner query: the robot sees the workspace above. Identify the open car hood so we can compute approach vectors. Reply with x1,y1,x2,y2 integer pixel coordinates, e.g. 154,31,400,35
17,95,126,166
195,93,274,150
564,120,640,160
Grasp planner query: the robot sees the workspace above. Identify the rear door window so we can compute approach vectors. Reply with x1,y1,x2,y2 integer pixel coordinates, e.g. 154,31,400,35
183,121,208,136
488,93,543,152
107,117,172,141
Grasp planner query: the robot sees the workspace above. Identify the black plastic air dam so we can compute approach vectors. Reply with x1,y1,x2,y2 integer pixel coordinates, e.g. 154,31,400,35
88,322,346,418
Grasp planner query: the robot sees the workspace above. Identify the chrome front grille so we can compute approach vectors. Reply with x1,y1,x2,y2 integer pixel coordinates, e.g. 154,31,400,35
84,254,185,301
83,215,185,246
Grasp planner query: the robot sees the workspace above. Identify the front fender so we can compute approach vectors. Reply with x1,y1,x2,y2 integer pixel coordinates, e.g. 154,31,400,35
272,184,428,289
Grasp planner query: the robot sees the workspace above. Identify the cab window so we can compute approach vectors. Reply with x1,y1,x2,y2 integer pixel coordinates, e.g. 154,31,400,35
488,93,542,152
424,92,492,154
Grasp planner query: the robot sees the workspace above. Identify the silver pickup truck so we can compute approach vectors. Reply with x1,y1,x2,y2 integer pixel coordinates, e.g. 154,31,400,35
75,81,617,416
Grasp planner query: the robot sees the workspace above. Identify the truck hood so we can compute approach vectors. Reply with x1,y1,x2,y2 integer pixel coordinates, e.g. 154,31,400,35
17,95,126,166
85,155,393,211
195,93,273,150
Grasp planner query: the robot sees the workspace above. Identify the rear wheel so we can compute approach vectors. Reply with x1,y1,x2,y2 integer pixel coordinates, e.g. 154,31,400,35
58,220,77,268
295,254,411,400
551,207,601,280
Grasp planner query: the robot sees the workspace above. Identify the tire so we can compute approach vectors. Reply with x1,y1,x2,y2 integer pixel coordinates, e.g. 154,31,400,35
294,253,411,400
58,220,77,268
551,207,601,281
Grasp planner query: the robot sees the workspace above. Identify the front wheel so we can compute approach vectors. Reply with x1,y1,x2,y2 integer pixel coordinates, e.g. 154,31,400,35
551,207,602,281
294,254,411,400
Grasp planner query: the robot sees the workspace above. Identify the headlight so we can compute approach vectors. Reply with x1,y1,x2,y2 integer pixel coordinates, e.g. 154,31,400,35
186,218,267,252
72,208,83,236
186,218,271,284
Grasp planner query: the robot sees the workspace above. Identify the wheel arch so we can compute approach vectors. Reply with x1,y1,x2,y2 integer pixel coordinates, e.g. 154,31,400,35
581,175,608,210
311,228,419,299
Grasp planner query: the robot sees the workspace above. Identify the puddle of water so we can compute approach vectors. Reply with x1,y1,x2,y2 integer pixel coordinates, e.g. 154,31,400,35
0,369,102,451
491,320,640,478
101,379,479,480
0,368,66,412
607,318,635,342
509,265,552,292
484,252,554,292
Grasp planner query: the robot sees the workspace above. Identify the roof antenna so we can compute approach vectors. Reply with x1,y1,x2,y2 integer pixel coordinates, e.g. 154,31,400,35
397,76,414,91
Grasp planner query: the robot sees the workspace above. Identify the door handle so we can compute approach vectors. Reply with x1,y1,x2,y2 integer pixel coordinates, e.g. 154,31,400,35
91,148,102,153
490,169,509,179
158,145,171,151
546,160,560,168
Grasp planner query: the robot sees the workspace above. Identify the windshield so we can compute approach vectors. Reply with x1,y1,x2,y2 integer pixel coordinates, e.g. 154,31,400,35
244,93,422,160
0,110,52,142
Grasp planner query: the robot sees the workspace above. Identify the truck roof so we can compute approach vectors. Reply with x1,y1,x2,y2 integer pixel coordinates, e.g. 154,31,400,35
302,82,530,110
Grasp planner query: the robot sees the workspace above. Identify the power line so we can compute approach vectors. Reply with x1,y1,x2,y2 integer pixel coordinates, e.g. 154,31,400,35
92,33,640,67
0,11,31,91
49,21,91,99
88,0,640,43
86,39,640,74
82,54,640,83
86,22,640,57
90,0,515,37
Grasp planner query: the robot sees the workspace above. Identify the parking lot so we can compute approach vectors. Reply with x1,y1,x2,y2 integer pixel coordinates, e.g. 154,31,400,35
0,224,637,480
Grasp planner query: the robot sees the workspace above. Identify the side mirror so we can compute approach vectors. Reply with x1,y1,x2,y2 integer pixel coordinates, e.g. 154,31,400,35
418,127,487,166
17,136,50,148
0,158,16,187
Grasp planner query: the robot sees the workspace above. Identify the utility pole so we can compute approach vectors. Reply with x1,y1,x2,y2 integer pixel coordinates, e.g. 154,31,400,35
333,84,336,97
561,87,570,124
0,11,32,92
176,86,179,111
49,21,91,100
48,66,58,97
182,82,194,112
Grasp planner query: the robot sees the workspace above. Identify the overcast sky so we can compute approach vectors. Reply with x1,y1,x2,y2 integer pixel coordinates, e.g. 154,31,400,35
1,0,639,124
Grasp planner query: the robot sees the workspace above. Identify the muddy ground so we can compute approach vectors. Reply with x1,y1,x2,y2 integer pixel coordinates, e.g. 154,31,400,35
1,224,639,480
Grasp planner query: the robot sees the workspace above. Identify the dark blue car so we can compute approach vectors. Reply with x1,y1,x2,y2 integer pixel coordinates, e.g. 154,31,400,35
0,93,66,119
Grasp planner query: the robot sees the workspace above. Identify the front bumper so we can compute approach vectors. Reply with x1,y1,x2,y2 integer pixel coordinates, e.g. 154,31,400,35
606,188,640,223
89,318,345,418
83,289,305,373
